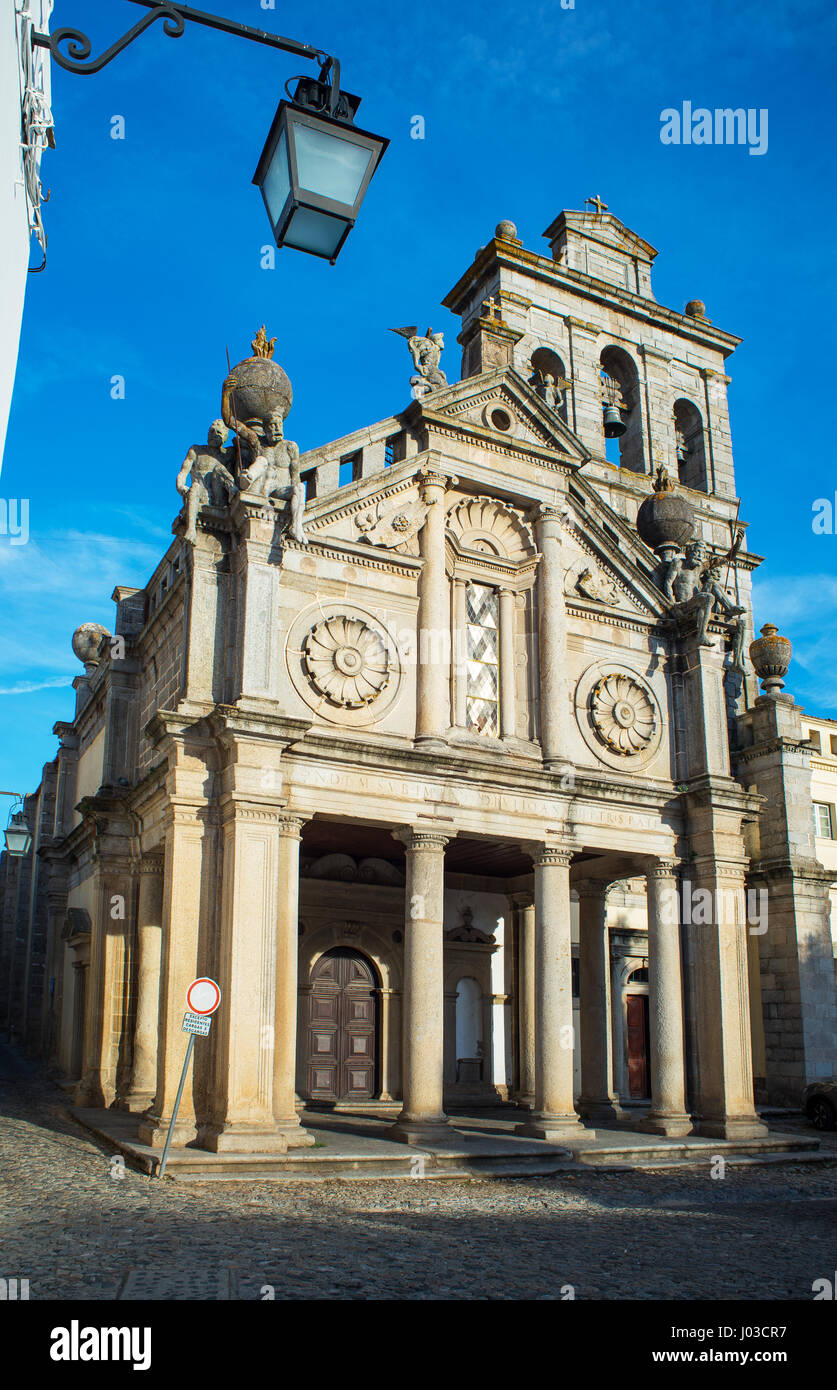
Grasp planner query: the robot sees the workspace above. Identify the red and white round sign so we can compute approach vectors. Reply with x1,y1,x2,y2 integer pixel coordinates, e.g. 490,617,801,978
186,977,221,1016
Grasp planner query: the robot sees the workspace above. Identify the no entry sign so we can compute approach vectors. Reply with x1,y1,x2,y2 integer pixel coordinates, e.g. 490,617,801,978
186,977,221,1016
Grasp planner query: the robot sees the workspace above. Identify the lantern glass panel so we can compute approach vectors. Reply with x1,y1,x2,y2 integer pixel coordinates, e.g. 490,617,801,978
282,206,346,258
4,814,32,857
261,127,291,227
292,122,374,207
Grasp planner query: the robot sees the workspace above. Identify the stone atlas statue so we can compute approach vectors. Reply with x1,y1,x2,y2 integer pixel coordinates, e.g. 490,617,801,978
176,327,307,547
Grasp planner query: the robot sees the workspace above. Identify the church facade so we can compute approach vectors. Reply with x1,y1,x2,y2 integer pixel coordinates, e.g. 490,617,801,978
3,206,836,1154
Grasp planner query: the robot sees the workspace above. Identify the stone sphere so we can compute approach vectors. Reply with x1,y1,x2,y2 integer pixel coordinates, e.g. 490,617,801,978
636,489,695,552
495,220,518,241
72,622,111,667
685,299,707,318
222,355,292,432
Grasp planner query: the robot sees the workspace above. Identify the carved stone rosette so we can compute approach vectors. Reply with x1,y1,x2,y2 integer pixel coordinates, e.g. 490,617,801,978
303,616,391,709
590,673,657,755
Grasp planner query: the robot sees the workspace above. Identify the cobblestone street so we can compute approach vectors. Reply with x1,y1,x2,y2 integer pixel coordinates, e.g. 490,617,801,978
2,1045,836,1302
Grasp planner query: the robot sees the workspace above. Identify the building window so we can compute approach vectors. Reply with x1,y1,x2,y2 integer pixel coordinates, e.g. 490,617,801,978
831,734,837,757
339,451,362,486
673,398,708,493
466,583,499,736
807,728,822,752
814,803,834,838
384,434,402,467
627,967,649,984
301,469,317,501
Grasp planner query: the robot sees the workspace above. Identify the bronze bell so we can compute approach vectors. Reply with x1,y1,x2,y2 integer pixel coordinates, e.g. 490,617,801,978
603,403,626,438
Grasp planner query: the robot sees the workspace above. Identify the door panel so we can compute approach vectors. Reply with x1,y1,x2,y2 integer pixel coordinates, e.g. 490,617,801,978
307,948,377,1101
626,993,650,1099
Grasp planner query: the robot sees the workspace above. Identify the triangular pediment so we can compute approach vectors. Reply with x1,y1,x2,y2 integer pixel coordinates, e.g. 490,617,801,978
410,366,592,466
559,478,671,620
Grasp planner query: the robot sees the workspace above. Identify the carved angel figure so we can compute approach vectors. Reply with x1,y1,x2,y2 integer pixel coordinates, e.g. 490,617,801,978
390,326,448,390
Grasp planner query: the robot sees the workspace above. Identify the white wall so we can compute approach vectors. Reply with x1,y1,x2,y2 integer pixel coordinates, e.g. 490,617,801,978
1,0,52,471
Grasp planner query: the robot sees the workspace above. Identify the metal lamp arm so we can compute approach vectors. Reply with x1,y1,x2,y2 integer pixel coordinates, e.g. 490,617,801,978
32,0,338,102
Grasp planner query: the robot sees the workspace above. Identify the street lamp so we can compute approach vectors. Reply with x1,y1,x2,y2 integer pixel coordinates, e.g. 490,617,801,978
1,794,32,858
31,1,388,263
254,75,388,264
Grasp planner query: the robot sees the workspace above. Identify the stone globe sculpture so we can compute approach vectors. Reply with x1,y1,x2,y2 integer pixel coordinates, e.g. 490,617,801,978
72,622,111,674
221,326,292,434
749,622,792,697
636,464,695,560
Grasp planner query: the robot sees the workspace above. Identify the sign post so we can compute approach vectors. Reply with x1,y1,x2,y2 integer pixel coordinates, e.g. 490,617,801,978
157,978,221,1179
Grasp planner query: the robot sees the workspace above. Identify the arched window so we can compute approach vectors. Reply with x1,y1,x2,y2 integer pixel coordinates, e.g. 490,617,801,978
673,398,708,492
529,346,569,423
627,966,649,984
600,346,644,474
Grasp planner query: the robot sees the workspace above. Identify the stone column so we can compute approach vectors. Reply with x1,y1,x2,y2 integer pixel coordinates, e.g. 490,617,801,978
76,854,136,1110
122,854,164,1112
390,828,450,1143
639,862,692,1136
533,506,572,774
576,879,618,1123
273,814,314,1146
415,467,454,748
610,950,626,1101
452,577,468,729
517,848,587,1140
499,587,516,740
513,892,536,1107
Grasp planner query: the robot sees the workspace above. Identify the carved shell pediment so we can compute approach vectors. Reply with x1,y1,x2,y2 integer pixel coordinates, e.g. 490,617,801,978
446,496,536,561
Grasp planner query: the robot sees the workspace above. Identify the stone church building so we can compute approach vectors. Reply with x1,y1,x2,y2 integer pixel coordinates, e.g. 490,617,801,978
3,205,836,1156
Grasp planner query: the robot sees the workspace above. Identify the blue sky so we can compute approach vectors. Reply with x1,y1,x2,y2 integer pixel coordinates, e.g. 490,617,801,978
2,0,837,797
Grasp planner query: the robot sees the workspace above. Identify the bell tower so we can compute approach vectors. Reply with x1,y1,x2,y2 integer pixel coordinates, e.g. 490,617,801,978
442,203,741,522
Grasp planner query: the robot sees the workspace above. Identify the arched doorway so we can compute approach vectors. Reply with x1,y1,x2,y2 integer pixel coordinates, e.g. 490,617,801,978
625,967,650,1099
306,947,378,1102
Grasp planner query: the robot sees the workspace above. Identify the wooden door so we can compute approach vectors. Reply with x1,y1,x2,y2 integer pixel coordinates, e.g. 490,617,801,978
307,948,377,1101
626,993,650,1099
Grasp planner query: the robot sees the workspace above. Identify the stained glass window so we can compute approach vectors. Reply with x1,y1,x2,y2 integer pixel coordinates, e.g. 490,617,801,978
466,583,499,736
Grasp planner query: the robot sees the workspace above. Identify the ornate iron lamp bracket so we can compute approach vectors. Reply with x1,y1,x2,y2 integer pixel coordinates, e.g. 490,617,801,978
32,0,336,95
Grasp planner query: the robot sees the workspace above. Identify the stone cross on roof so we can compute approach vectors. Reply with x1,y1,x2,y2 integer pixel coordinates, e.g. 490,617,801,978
585,194,608,216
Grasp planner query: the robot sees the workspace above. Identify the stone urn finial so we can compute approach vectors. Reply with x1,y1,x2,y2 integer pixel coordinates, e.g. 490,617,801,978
749,622,792,697
72,622,111,676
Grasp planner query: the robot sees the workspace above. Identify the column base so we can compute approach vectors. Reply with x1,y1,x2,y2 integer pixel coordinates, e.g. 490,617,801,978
137,1115,199,1149
389,1113,450,1145
578,1097,621,1126
516,1112,591,1142
637,1111,693,1137
413,735,448,755
693,1114,769,1141
115,1090,155,1114
197,1122,289,1155
275,1119,317,1149
514,1091,536,1111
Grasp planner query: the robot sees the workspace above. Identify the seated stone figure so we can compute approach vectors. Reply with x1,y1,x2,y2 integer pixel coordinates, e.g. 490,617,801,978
176,420,237,545
237,409,307,546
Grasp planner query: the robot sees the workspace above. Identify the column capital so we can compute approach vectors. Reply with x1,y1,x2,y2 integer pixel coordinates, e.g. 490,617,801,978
277,812,308,839
573,876,609,900
509,890,534,908
393,825,450,852
530,501,568,532
417,463,458,496
138,853,165,877
534,845,573,869
647,858,680,880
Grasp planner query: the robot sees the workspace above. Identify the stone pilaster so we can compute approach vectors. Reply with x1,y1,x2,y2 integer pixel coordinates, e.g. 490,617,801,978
638,862,692,1136
576,879,618,1123
499,587,516,740
390,828,450,1143
121,855,164,1112
75,851,137,1110
273,813,314,1146
533,506,573,776
415,467,455,749
137,800,213,1148
517,847,587,1140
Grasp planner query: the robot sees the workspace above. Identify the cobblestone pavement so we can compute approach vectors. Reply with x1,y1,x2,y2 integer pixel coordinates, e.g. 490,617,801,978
2,1045,836,1302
